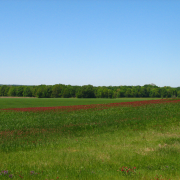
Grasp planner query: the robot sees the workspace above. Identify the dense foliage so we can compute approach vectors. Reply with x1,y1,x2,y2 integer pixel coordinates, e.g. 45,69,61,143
0,84,179,98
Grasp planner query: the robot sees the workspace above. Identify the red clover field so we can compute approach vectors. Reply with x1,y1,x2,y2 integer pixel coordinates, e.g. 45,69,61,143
0,98,180,180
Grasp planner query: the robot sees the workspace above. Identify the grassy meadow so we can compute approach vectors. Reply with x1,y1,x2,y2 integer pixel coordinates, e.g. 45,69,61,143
0,98,180,179
0,97,160,109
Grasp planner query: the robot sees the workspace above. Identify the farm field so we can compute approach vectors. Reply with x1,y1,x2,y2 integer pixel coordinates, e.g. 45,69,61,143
0,97,160,109
0,98,180,179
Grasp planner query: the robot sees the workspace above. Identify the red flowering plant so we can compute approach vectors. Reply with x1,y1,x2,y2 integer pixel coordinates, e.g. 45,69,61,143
118,166,137,176
3,99,180,113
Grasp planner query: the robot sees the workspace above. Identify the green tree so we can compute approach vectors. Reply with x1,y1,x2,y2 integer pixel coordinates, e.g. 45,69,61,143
8,86,17,96
177,91,180,97
139,87,147,97
76,85,95,98
131,88,138,97
0,85,10,96
166,88,173,98
103,88,108,98
23,87,33,97
61,88,71,98
36,85,53,98
117,89,125,97
52,84,63,98
96,87,104,98
36,86,45,98
16,86,24,97
150,88,160,97
125,88,131,97
108,89,113,98
160,87,168,98
46,86,53,98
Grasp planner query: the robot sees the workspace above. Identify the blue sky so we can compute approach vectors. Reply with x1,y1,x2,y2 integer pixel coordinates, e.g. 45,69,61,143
0,0,180,87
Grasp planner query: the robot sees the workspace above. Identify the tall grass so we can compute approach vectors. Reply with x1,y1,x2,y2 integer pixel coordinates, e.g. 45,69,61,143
0,98,160,109
0,101,180,179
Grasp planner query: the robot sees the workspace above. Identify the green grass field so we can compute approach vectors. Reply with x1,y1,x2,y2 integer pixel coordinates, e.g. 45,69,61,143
0,97,160,109
0,98,180,180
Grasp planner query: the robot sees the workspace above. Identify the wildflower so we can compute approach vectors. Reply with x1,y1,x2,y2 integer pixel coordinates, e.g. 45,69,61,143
9,174,13,178
30,171,35,174
2,170,8,175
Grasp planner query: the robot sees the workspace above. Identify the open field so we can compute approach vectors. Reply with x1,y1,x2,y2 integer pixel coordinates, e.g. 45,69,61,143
0,98,160,109
0,99,180,179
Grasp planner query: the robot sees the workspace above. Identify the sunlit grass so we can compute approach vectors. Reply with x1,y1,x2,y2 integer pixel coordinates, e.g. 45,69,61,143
0,97,160,109
0,100,180,179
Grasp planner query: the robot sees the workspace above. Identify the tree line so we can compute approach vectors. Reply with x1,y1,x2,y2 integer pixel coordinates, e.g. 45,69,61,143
0,84,180,98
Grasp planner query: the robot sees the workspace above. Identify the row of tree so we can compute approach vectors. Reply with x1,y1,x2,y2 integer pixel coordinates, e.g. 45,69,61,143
0,84,180,98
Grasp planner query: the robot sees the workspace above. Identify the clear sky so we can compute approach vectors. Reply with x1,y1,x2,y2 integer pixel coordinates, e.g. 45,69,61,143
0,0,180,87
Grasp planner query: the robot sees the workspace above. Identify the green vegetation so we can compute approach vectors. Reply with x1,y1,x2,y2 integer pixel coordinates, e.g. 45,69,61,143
0,98,160,109
0,100,180,179
0,84,180,98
